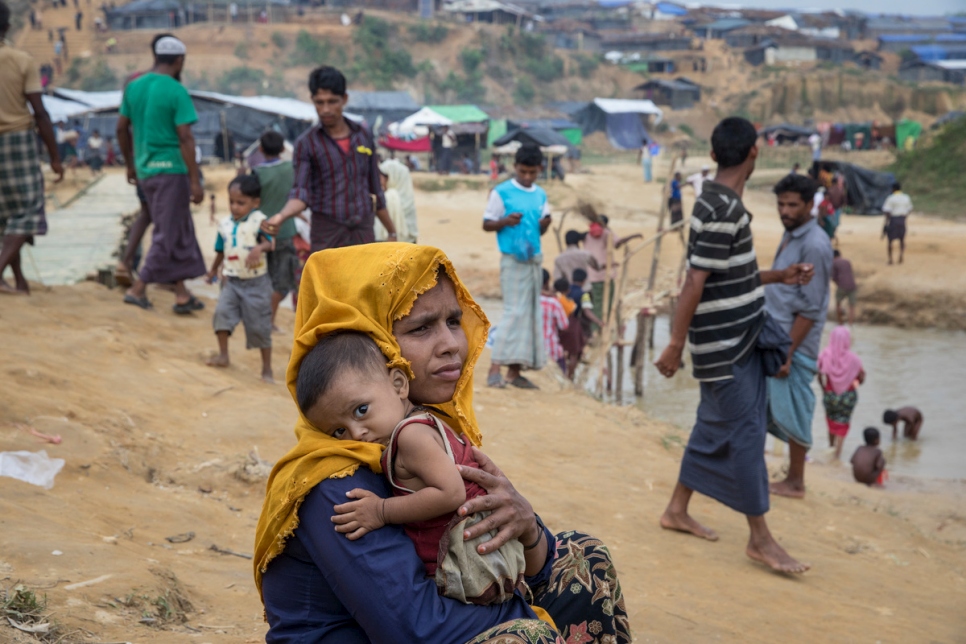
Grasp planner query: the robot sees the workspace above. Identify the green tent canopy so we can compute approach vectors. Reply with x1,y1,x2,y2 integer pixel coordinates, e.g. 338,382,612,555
427,105,490,123
896,119,923,150
560,127,582,146
487,118,507,147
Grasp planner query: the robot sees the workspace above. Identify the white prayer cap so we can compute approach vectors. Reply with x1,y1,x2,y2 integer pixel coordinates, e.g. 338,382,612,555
154,36,187,56
701,164,710,171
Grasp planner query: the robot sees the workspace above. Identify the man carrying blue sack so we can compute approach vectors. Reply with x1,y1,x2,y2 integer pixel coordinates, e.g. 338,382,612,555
483,144,552,390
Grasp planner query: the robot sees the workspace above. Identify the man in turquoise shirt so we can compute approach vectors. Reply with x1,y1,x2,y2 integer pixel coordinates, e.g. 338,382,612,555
117,34,206,315
482,144,552,389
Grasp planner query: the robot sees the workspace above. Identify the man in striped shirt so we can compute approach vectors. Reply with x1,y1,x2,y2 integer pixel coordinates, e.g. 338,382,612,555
654,117,814,574
265,66,396,251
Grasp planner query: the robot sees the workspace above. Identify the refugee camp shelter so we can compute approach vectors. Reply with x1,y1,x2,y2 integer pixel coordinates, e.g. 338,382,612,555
634,78,700,110
692,18,751,40
572,98,663,149
492,126,573,150
443,0,536,25
505,118,581,144
855,50,884,70
346,91,421,135
105,0,206,30
599,32,692,53
45,88,324,161
811,161,895,214
758,123,816,145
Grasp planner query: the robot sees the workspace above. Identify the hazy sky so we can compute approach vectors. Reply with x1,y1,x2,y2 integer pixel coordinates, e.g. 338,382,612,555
697,0,963,16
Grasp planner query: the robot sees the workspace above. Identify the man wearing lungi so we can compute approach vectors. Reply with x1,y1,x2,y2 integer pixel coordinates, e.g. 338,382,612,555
766,174,833,500
116,35,206,314
483,144,552,390
263,66,396,251
0,0,63,295
654,117,813,574
881,182,912,265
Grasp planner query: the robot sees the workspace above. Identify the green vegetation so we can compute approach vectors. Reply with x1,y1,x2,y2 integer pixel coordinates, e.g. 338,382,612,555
574,53,600,79
514,77,535,105
499,28,565,83
408,22,449,43
892,116,966,218
289,29,338,67
2,584,62,642
64,58,118,91
234,42,249,59
349,16,417,89
214,66,292,97
271,30,288,49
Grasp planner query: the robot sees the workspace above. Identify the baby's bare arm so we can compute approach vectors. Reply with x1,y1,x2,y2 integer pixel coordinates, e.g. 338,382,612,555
384,424,467,525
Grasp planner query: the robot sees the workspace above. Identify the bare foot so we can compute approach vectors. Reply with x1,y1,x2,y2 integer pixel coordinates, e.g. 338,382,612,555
261,371,275,384
770,480,806,499
746,537,810,574
0,281,27,295
271,324,282,334
206,355,230,368
660,510,719,541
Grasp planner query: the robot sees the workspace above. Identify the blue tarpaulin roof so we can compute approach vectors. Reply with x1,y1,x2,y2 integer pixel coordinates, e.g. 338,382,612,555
879,34,932,42
912,45,951,61
655,2,687,15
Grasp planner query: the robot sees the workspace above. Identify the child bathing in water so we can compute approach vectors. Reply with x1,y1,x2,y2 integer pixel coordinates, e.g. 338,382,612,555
851,427,887,486
817,326,865,459
296,331,527,605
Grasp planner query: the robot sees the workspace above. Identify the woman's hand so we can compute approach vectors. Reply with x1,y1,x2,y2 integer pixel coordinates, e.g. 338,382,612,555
458,448,536,555
331,488,387,540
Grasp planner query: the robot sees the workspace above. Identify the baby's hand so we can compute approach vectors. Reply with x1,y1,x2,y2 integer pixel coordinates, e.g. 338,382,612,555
331,488,387,540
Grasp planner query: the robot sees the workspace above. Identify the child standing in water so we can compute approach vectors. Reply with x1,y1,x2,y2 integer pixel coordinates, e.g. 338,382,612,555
817,326,865,459
299,332,528,605
851,427,886,486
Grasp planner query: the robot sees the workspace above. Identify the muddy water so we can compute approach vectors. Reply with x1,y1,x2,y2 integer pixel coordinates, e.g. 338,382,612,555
633,317,966,480
478,297,965,480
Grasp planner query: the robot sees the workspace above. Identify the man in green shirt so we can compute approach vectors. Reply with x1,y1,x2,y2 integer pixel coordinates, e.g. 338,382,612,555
116,35,206,314
252,130,296,329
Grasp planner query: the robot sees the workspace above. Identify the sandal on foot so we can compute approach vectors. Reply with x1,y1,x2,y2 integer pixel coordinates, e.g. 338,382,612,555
123,294,153,310
185,295,205,311
172,300,197,315
509,376,539,390
487,373,506,388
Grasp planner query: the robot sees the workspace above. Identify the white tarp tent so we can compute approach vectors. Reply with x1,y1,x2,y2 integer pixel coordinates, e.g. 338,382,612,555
590,98,664,124
391,106,453,136
51,88,124,111
41,95,94,123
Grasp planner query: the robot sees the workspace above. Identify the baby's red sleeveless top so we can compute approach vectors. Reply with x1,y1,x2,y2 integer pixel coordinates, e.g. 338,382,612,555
379,413,486,576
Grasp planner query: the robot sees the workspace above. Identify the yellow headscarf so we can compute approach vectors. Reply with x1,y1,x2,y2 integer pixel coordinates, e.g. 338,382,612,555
253,243,488,596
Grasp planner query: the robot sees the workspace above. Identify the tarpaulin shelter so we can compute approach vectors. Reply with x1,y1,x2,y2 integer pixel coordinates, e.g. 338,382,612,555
105,0,207,30
811,161,896,214
842,123,874,150
572,98,663,150
492,126,574,150
506,118,582,145
346,91,421,136
44,88,333,161
487,118,508,147
758,123,817,144
895,119,923,149
378,134,432,153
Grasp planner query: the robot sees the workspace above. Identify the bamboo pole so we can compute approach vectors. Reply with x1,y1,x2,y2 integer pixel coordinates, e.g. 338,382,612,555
633,309,646,396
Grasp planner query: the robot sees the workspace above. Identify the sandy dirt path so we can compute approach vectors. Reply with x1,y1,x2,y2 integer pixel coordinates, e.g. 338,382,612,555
1,165,964,642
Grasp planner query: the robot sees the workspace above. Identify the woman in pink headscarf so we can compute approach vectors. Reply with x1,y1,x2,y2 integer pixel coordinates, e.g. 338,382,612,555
818,326,865,458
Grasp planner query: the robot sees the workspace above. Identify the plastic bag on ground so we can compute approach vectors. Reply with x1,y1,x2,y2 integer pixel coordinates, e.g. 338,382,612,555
0,450,66,489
